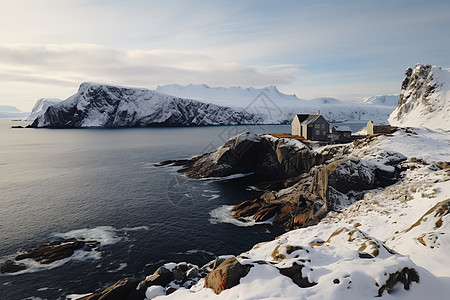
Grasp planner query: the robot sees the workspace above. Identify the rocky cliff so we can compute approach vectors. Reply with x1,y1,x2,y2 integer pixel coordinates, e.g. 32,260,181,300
29,83,263,128
388,64,450,130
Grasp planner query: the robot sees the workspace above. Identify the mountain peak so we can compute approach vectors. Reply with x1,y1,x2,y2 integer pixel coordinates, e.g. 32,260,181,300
388,64,450,130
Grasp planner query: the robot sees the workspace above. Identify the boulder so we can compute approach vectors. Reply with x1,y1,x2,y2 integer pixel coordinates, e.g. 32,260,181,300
204,257,252,294
278,262,317,288
78,277,142,300
0,260,26,274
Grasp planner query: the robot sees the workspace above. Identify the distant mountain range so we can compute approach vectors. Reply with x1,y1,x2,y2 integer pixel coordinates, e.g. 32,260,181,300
0,105,28,118
27,82,398,128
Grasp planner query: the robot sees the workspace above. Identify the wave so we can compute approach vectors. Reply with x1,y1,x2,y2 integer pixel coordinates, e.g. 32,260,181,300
209,205,274,227
3,225,149,275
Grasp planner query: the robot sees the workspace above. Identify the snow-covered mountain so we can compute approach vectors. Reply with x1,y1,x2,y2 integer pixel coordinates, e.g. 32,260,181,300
30,82,263,128
23,98,62,121
389,64,450,130
157,83,397,123
0,105,29,118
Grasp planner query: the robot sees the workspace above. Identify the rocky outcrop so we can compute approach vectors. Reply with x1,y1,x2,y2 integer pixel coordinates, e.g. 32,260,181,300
78,277,142,300
204,257,252,294
15,238,99,264
388,64,450,130
232,150,405,229
0,238,100,274
29,82,263,128
161,132,404,230
168,132,339,180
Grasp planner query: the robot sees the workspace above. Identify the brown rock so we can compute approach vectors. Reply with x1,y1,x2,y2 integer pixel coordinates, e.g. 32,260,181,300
204,257,252,294
78,277,142,300
15,238,86,264
0,260,26,274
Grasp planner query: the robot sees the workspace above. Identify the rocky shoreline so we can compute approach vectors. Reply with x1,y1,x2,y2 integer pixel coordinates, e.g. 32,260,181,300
160,131,405,230
4,129,448,299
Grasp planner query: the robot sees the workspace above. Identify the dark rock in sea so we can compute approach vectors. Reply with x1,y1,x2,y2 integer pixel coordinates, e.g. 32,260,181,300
15,238,98,264
0,260,26,274
278,262,317,288
204,257,252,294
11,125,24,128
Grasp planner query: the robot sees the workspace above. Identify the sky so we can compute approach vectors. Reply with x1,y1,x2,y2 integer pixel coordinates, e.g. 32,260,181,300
1,0,449,111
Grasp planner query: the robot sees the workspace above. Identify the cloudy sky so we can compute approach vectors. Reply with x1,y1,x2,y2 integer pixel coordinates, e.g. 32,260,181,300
1,0,449,111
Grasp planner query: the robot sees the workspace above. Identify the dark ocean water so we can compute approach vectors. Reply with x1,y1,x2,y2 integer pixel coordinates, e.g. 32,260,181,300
0,120,366,300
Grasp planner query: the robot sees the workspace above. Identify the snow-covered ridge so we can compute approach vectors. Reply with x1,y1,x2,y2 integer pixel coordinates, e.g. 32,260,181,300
156,83,398,123
389,64,450,130
30,82,263,128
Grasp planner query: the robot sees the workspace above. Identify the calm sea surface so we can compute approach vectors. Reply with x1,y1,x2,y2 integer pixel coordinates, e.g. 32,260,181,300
0,119,366,299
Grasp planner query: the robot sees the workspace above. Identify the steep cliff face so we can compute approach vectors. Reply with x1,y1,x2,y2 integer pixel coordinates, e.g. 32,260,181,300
30,83,263,128
388,64,450,130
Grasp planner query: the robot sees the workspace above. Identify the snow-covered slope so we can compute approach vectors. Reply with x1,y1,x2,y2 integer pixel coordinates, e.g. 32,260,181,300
23,98,62,121
30,82,263,128
154,128,450,300
157,84,397,123
389,64,450,130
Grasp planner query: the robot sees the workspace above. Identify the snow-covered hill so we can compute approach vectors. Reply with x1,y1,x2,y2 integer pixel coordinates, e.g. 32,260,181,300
389,64,450,130
157,83,397,123
23,98,62,121
151,128,450,300
30,82,263,128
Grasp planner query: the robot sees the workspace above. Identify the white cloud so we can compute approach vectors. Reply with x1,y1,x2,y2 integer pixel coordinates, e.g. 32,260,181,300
0,43,301,110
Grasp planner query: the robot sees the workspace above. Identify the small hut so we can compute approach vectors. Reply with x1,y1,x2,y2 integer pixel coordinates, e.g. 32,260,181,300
366,120,391,135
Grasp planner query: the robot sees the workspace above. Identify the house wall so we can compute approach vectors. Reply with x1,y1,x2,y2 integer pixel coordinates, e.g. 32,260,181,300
367,121,374,135
373,126,391,134
291,116,301,136
310,116,329,141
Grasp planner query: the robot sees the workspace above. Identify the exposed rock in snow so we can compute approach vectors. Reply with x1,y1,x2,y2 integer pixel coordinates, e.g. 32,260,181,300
29,83,263,128
389,64,450,130
22,98,62,121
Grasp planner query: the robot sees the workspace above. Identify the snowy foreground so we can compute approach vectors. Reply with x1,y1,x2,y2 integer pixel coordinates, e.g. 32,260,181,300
150,128,450,300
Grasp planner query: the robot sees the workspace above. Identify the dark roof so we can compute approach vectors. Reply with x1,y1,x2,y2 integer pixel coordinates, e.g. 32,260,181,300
332,125,352,132
295,114,310,123
301,114,321,125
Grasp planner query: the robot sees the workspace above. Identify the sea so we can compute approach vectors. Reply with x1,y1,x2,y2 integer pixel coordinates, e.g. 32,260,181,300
0,119,366,300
